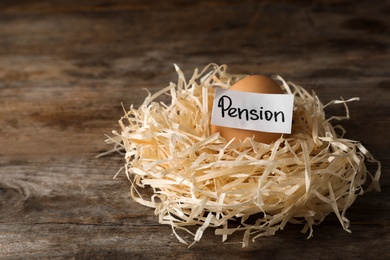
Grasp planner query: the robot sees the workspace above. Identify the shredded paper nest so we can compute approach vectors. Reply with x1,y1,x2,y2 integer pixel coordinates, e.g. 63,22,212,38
107,63,381,247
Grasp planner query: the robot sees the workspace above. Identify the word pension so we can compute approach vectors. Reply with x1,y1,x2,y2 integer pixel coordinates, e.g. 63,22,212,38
211,88,294,134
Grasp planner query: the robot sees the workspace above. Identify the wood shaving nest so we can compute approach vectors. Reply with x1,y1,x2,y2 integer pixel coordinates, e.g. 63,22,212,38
107,63,381,247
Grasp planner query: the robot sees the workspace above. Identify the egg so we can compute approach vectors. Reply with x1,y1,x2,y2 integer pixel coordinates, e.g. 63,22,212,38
210,75,285,144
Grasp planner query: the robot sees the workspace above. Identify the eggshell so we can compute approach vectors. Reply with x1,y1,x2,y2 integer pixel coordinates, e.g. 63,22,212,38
211,75,285,144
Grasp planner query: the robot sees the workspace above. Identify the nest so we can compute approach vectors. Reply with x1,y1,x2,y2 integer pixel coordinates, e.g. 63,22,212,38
107,63,381,247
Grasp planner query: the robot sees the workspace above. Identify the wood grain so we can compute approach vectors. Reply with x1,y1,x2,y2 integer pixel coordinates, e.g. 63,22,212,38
0,0,389,259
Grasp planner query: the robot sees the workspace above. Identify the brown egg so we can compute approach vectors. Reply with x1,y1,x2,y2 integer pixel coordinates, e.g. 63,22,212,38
211,75,284,144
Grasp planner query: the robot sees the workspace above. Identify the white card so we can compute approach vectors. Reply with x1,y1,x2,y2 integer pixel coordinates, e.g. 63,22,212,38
211,88,294,134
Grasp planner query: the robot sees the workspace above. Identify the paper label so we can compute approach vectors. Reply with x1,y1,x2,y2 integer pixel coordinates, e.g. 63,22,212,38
211,88,294,134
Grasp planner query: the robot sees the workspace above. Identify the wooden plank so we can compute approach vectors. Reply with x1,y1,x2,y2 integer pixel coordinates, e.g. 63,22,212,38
0,0,389,258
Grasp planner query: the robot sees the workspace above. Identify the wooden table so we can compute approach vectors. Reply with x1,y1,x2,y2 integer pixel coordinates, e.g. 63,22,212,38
1,1,389,259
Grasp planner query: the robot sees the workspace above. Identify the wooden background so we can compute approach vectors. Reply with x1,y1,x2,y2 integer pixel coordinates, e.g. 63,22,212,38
0,0,389,259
